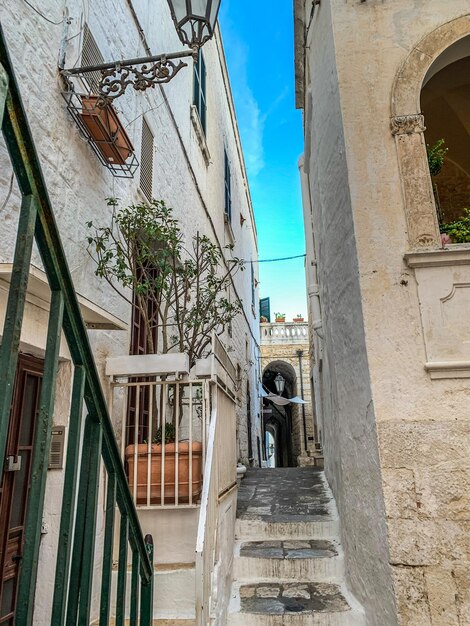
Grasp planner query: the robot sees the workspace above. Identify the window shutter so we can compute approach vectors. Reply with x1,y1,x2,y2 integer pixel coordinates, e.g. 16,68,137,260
193,50,207,135
140,118,154,201
224,148,232,220
81,25,104,94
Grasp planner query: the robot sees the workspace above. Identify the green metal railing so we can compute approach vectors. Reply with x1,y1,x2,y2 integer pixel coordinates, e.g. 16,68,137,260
0,25,154,626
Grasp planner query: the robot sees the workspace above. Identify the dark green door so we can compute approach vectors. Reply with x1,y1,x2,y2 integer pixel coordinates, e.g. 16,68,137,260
0,355,43,625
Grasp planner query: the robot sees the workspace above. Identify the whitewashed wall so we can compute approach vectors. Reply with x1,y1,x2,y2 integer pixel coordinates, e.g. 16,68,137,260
0,0,260,622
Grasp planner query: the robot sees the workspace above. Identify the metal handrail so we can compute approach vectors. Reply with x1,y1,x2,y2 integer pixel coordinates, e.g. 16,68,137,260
0,25,153,626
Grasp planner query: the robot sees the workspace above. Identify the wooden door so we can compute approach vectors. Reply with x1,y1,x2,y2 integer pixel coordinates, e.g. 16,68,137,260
0,354,43,625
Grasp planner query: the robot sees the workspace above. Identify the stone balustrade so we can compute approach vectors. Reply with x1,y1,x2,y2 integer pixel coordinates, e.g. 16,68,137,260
261,322,309,345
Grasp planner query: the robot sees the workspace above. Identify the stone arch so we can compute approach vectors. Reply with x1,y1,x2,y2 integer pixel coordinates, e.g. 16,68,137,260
392,16,470,117
390,16,470,249
262,360,299,467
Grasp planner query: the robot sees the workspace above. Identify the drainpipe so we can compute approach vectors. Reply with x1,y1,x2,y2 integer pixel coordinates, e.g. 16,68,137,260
297,349,308,453
298,156,323,339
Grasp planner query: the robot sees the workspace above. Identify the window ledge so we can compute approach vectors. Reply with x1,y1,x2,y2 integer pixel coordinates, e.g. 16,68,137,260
136,187,152,205
224,213,235,243
190,105,210,166
405,245,470,268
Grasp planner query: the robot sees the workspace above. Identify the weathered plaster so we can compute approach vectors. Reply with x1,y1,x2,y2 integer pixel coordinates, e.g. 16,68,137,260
298,1,470,623
0,0,260,622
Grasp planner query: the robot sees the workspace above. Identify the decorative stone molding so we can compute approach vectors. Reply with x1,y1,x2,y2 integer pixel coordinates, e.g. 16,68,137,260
394,129,440,248
405,247,470,378
425,361,470,379
392,16,470,117
405,246,470,268
390,114,426,136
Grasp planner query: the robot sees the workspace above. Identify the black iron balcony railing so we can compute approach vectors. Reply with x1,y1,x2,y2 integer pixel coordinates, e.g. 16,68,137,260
0,25,153,626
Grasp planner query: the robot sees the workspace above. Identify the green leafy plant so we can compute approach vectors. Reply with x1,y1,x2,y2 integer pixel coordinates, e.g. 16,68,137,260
427,139,448,177
153,422,176,445
440,209,470,243
87,198,244,366
143,422,177,444
274,312,285,319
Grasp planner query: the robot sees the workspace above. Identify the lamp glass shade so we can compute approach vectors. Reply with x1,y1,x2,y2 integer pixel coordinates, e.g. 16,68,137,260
167,0,222,48
274,373,285,396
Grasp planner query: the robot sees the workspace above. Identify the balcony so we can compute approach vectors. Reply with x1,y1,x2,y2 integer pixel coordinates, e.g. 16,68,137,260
106,337,237,510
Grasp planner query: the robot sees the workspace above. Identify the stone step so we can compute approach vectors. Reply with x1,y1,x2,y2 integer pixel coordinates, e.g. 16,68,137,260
233,540,343,582
228,582,366,626
236,517,340,542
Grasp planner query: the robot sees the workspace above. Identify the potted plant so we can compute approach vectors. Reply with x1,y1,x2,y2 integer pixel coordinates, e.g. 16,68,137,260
274,312,286,323
125,422,203,505
80,96,135,165
260,315,268,323
440,209,470,244
293,314,304,323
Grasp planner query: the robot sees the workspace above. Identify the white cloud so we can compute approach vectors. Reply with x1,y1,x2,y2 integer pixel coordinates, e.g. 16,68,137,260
224,38,265,176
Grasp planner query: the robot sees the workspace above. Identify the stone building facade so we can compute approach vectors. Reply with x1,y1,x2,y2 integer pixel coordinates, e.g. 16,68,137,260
0,0,259,622
260,321,317,467
295,1,470,625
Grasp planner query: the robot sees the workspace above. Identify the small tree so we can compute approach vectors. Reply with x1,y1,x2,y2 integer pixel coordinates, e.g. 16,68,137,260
427,139,448,224
87,198,244,367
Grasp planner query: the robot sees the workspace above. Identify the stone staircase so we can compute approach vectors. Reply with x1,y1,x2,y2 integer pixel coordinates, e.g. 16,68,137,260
227,468,365,625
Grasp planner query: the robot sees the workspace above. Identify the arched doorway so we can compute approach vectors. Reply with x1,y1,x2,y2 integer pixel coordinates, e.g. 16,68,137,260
262,360,298,467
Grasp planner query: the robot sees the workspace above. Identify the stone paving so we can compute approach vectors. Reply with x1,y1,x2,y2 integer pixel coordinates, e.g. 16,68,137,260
239,582,350,614
240,539,338,560
236,467,332,522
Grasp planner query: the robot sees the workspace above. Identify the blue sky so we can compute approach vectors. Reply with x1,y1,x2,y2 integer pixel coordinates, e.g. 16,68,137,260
219,1,308,322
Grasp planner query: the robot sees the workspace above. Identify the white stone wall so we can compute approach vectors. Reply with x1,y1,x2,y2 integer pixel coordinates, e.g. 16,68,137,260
299,1,470,624
0,0,260,622
298,0,398,623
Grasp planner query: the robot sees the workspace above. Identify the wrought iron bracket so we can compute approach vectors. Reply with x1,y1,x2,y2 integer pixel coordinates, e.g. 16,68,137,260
61,48,196,106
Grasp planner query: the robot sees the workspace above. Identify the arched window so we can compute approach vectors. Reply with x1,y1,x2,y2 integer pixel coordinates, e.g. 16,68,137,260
421,36,470,229
391,17,470,249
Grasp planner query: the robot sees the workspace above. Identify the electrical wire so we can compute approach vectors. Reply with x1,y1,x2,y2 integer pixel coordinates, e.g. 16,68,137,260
250,253,306,264
124,102,166,129
22,0,65,25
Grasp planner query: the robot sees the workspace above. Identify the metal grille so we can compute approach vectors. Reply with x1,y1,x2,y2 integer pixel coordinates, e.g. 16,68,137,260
81,24,104,94
140,118,154,200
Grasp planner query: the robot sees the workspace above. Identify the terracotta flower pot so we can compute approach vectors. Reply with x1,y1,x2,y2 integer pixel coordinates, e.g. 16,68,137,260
125,441,203,505
293,317,304,323
80,96,134,165
275,317,285,323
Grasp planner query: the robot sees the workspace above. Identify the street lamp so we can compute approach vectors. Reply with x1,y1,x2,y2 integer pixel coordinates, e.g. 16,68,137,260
61,0,221,105
274,373,285,396
167,0,222,50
